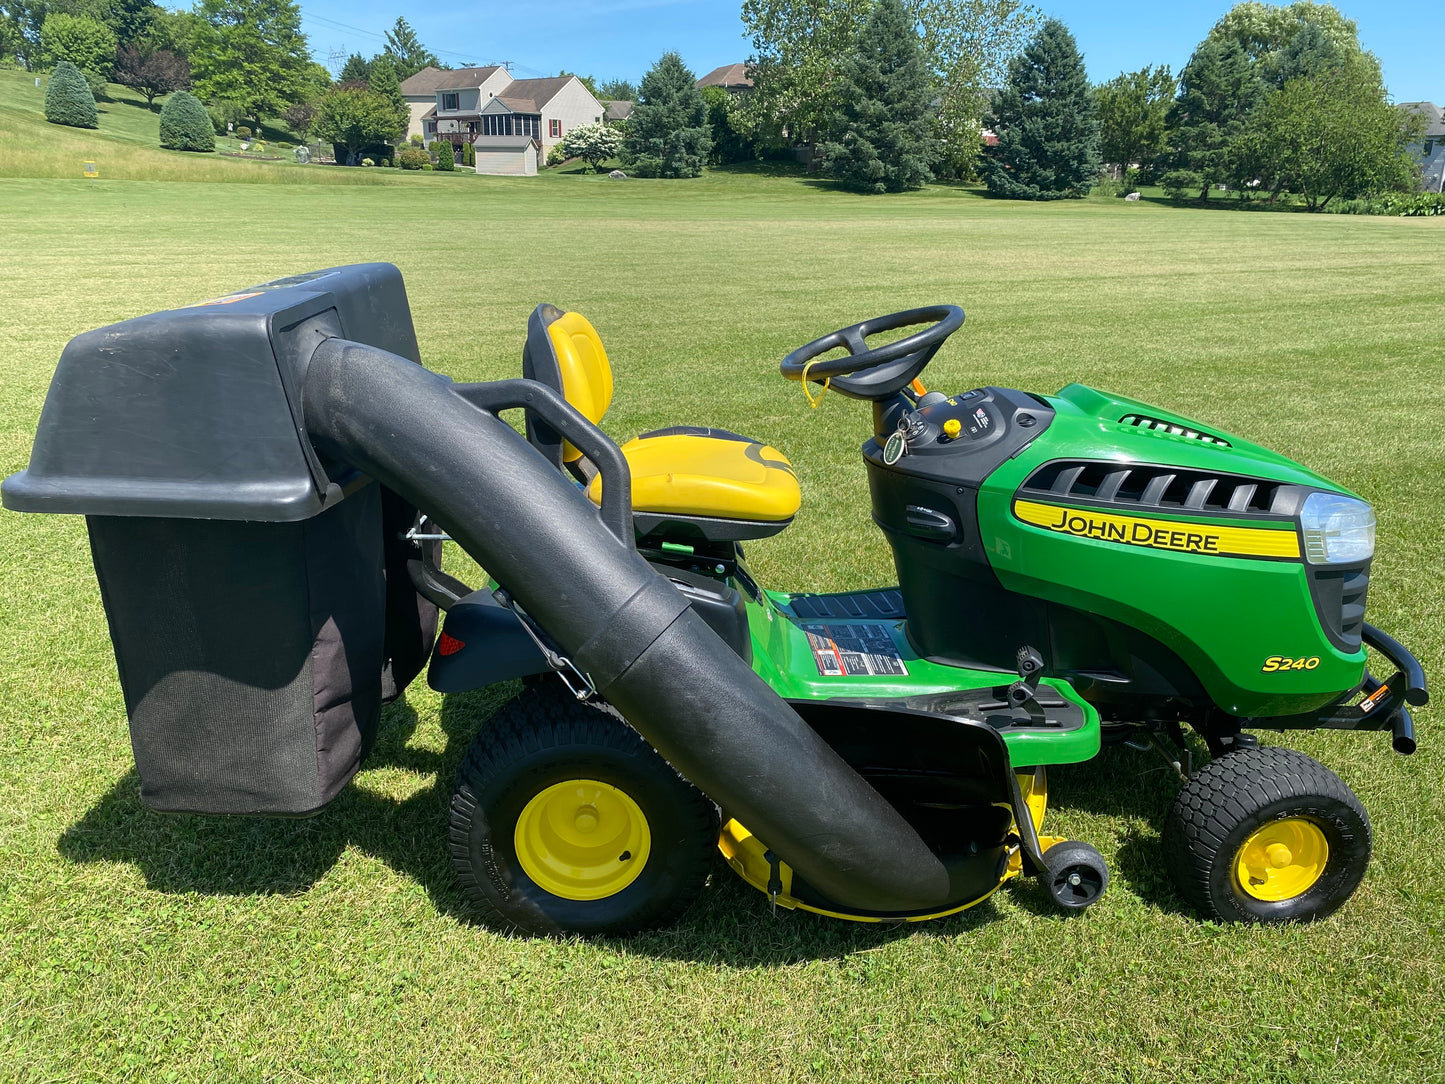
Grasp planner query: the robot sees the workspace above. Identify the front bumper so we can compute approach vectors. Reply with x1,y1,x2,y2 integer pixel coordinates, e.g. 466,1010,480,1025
1261,623,1429,754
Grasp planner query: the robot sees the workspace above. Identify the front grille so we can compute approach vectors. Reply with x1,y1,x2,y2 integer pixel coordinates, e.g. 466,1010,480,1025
1020,460,1289,516
1309,564,1370,652
1119,414,1232,446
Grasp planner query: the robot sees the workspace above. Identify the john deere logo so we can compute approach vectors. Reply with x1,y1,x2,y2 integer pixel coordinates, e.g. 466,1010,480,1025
1012,500,1300,559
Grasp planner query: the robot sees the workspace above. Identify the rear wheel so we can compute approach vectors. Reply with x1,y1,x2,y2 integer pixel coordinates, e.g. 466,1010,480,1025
449,685,718,936
1162,747,1370,924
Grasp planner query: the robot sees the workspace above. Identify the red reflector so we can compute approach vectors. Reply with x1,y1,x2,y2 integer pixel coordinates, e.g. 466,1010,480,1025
438,632,465,657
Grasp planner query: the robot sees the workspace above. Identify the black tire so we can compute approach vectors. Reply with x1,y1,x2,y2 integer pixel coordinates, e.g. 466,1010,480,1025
449,685,718,936
1162,747,1371,924
1042,841,1109,911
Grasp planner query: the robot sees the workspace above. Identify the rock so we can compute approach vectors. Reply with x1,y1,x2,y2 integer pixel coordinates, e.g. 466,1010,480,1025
609,170,627,180
1124,191,1141,201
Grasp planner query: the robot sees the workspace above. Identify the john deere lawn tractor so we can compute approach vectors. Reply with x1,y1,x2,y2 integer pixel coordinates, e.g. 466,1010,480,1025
4,264,1427,937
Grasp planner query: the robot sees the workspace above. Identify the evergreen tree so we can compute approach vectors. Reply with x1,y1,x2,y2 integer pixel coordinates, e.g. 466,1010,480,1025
820,0,936,193
436,140,454,170
984,19,1100,199
159,88,214,150
382,17,437,81
338,52,370,86
43,58,97,127
1163,36,1261,199
369,55,409,133
623,52,711,178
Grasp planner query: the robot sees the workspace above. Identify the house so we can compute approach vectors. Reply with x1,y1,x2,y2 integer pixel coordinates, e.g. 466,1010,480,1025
603,99,634,124
696,63,752,95
1401,102,1445,192
402,68,606,175
400,65,510,144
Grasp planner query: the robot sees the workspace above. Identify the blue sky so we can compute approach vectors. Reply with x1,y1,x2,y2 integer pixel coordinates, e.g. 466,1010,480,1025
299,1,1441,104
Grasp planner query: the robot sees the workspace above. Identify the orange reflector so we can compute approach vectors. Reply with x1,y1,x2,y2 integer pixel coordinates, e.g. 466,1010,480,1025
438,632,465,657
910,378,928,396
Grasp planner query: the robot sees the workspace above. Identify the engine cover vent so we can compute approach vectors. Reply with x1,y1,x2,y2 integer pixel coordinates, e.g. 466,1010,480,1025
1020,460,1293,516
1119,413,1231,447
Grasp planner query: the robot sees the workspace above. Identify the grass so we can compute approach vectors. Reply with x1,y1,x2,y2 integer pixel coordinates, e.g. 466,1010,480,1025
0,154,1443,1084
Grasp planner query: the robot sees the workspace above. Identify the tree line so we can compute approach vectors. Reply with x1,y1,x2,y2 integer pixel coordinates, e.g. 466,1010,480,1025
726,0,1426,208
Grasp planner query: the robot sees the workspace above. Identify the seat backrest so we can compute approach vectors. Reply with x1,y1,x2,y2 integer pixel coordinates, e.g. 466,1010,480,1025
522,303,613,466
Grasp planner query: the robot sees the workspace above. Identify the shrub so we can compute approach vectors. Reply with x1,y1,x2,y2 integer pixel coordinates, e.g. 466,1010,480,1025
422,162,433,170
159,91,216,152
546,143,568,168
235,125,251,140
43,61,97,129
397,146,428,170
208,99,245,135
1377,191,1445,216
436,141,455,170
361,157,374,166
410,133,424,146
461,140,474,167
1160,169,1205,201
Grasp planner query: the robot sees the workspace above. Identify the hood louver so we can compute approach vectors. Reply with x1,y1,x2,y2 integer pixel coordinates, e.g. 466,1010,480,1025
1021,460,1292,516
1119,413,1231,447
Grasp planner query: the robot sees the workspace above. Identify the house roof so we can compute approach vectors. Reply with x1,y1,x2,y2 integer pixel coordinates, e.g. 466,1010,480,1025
1401,102,1445,138
604,99,634,122
697,63,752,89
400,65,505,96
490,76,574,113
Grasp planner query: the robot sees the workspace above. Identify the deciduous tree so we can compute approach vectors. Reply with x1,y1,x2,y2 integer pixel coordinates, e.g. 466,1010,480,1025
1240,53,1420,209
984,19,1099,199
1208,0,1358,61
190,0,310,122
914,0,1040,176
624,52,711,178
701,84,752,165
560,120,623,171
113,41,189,106
313,83,401,164
41,11,115,88
741,0,872,145
1093,65,1175,182
820,0,936,193
598,78,636,102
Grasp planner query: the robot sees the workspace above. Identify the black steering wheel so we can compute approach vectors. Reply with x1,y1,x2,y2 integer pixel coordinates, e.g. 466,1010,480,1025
779,305,965,401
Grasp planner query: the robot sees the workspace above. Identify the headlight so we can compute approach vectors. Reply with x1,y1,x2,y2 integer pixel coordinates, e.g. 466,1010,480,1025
1301,492,1375,565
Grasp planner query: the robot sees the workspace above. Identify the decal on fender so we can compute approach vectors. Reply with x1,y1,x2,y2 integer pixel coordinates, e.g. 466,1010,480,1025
1012,499,1301,559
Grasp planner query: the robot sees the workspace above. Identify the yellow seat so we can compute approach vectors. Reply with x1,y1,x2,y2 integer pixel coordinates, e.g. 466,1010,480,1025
525,305,801,539
586,432,801,524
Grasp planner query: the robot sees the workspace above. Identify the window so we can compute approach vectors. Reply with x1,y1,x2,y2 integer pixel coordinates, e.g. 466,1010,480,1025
550,118,561,138
442,92,459,112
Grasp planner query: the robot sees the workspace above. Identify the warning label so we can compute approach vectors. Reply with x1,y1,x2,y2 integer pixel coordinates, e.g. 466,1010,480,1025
801,623,908,677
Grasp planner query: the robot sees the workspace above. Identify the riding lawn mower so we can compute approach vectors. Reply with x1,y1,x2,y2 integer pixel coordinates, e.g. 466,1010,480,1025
3,263,1427,935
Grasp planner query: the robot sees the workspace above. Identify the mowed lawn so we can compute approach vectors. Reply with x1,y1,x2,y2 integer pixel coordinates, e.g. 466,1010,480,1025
0,168,1442,1084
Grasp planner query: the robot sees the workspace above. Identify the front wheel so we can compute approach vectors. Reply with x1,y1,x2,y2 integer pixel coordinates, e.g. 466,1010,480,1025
449,686,718,936
1161,747,1371,924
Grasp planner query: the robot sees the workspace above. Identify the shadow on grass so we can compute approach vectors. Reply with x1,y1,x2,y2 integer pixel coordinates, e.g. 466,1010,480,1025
56,688,1196,958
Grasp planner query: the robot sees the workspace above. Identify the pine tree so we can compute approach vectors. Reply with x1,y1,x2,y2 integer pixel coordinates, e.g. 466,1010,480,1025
44,60,98,129
984,19,1100,200
1163,36,1261,199
338,52,371,86
369,55,409,135
623,52,711,178
382,17,438,81
819,0,936,193
159,89,215,150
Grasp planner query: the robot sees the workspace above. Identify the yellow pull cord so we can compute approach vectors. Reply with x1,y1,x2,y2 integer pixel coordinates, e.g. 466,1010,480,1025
801,357,831,409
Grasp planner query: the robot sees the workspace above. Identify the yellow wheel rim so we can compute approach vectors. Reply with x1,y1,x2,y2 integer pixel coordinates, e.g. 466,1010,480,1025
1235,817,1329,902
514,779,650,901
